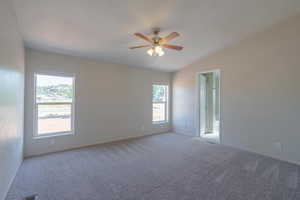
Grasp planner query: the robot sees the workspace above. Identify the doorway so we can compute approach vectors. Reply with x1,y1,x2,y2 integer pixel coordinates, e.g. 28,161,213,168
197,70,220,143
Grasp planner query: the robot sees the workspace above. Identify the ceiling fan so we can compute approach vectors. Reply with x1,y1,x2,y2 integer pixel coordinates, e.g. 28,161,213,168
129,28,183,56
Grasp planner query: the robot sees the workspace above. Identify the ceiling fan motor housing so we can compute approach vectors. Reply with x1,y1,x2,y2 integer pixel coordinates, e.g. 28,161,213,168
152,28,162,44
153,27,160,35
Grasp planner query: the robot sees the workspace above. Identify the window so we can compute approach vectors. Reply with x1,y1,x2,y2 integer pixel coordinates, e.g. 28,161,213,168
34,74,75,138
152,84,168,123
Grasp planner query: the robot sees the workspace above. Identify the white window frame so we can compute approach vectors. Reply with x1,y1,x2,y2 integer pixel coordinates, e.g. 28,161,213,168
33,73,75,139
152,84,169,124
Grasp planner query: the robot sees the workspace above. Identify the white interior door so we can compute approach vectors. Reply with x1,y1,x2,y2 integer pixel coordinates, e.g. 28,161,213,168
198,70,221,143
199,74,206,136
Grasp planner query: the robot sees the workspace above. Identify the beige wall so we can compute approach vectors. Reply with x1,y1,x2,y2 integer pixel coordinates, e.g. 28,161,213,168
0,0,25,199
24,49,171,157
173,14,300,164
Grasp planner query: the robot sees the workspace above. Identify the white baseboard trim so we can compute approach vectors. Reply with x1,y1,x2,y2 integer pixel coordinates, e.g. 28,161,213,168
25,131,173,159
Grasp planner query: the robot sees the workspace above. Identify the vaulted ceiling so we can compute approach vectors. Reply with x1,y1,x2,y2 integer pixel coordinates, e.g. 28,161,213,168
13,0,300,71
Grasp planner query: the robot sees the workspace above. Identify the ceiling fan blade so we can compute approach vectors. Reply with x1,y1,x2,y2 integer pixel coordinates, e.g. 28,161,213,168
129,45,151,49
161,32,180,43
134,33,153,43
163,44,183,51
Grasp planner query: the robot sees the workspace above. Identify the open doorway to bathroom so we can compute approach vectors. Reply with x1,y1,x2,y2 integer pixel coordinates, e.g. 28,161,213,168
197,70,220,143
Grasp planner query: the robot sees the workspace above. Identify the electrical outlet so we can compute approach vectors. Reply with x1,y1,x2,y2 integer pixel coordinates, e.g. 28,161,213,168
141,125,145,132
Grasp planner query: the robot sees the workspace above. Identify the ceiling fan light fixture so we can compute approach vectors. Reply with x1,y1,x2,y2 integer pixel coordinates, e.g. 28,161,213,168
130,29,182,56
147,45,164,56
154,45,162,52
147,48,154,56
158,49,165,56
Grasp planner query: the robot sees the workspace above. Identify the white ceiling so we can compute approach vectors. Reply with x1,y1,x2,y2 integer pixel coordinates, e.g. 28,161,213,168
13,0,300,71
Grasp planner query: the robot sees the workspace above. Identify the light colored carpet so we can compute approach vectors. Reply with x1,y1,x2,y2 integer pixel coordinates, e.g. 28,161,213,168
6,133,300,200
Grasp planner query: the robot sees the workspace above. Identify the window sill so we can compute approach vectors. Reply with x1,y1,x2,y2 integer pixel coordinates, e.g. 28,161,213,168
33,132,74,140
152,121,169,125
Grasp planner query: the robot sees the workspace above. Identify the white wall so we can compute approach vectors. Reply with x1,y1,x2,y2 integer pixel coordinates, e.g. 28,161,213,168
0,0,25,199
24,49,171,157
173,14,300,164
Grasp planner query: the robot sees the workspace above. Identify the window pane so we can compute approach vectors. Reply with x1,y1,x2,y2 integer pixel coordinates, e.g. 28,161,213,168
37,104,71,135
152,85,167,102
36,75,73,103
152,103,165,122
